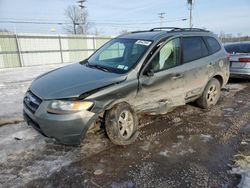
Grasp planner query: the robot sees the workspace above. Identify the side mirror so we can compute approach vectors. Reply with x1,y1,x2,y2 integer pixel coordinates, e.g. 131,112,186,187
145,69,154,77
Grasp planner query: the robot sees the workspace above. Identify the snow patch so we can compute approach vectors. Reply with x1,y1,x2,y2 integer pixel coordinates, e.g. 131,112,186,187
172,142,181,148
177,148,195,156
200,134,212,142
231,155,250,188
20,152,75,181
140,142,151,151
12,129,37,140
159,149,171,157
227,84,247,91
177,135,184,140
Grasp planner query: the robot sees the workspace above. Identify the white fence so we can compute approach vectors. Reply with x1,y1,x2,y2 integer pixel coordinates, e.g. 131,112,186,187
0,33,112,68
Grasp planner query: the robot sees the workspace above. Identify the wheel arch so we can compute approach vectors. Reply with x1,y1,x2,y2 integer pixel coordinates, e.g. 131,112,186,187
212,74,224,87
98,100,134,119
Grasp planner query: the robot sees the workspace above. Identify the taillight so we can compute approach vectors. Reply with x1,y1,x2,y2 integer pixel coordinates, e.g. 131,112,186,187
239,58,250,63
227,53,231,60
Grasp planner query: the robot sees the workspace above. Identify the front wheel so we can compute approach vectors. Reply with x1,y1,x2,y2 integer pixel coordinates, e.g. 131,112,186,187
197,78,221,109
105,103,138,145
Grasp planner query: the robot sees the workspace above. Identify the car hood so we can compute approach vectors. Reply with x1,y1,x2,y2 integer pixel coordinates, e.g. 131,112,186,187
30,63,127,100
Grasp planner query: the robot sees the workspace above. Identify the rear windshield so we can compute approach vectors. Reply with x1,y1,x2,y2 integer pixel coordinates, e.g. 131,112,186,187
224,43,250,54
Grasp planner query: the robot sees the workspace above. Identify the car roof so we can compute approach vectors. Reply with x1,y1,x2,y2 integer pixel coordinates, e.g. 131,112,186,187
118,27,214,41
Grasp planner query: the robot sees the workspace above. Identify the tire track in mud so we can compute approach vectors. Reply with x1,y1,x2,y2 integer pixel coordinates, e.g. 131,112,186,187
218,86,250,144
219,112,250,144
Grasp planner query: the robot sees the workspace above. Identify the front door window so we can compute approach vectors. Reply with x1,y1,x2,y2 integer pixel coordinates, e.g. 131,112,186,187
150,38,180,72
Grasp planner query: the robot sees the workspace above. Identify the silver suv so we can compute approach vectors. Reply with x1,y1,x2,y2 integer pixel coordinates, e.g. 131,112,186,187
224,42,250,78
23,27,230,145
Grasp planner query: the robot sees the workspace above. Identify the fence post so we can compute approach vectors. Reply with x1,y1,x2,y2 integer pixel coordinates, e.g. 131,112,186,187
58,35,64,63
92,36,96,51
15,33,24,67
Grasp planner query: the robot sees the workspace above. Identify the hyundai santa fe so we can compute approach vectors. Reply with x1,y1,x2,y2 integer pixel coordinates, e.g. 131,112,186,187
23,27,230,145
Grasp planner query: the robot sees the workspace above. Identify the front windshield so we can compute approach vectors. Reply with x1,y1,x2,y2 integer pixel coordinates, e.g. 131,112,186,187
87,38,152,73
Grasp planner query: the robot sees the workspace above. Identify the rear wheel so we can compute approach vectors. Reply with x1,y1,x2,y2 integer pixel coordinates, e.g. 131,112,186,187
197,78,221,109
105,103,138,145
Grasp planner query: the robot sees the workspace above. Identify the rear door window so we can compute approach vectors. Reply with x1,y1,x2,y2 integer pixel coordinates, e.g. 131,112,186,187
182,37,209,63
204,36,221,54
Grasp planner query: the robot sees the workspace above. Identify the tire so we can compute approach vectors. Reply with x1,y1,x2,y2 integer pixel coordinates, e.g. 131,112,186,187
105,102,139,145
197,78,221,109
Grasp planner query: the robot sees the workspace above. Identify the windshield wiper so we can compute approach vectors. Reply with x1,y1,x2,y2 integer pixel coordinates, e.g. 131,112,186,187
92,64,109,72
85,62,109,72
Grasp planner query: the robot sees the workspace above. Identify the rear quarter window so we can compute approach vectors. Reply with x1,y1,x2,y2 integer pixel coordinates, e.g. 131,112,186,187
182,36,209,63
204,36,221,54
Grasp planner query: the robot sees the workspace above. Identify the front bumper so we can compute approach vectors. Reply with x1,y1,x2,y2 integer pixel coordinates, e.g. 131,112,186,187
23,100,98,145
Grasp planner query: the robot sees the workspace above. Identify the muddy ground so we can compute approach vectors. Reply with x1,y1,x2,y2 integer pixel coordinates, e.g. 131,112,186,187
0,66,249,188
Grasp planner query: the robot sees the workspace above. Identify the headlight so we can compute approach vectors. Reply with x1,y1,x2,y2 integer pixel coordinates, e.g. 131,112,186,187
47,100,94,114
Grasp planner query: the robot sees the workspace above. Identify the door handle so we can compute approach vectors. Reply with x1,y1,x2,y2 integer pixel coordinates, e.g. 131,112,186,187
171,73,183,80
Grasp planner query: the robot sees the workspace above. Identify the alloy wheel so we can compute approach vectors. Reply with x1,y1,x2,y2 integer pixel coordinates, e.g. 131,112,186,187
118,110,134,139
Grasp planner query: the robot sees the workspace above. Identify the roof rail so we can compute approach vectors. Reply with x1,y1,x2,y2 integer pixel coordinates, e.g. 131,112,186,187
175,28,209,32
150,27,181,31
130,30,154,34
150,27,209,32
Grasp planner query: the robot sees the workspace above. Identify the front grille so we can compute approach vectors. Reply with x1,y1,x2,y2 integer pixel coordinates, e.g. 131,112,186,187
23,90,42,113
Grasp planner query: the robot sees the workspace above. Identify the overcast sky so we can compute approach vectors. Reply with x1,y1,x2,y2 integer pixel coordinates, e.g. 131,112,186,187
0,0,250,36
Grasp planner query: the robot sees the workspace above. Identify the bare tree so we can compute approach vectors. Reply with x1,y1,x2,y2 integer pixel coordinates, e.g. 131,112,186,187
64,5,89,34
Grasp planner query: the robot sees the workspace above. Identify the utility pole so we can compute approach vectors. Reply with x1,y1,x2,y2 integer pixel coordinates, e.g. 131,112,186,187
77,0,86,34
187,0,193,28
158,12,166,27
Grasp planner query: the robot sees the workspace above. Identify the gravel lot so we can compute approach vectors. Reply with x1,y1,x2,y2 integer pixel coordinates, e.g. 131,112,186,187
0,64,249,188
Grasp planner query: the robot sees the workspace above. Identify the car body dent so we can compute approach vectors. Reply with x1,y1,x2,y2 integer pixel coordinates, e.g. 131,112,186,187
86,70,139,114
23,100,98,145
30,63,127,100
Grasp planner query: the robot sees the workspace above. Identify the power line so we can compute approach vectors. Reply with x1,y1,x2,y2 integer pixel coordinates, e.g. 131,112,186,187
193,3,202,28
0,17,161,23
0,20,68,25
0,18,188,26
0,17,188,25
